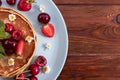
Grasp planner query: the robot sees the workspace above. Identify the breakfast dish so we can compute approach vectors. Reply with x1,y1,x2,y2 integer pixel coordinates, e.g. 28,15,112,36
0,7,36,78
0,0,68,80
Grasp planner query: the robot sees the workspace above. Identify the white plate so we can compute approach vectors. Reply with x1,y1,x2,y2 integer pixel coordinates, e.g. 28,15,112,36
1,0,68,80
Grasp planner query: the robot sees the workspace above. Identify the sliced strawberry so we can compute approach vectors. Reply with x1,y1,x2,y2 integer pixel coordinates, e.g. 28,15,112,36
41,24,55,38
16,40,24,56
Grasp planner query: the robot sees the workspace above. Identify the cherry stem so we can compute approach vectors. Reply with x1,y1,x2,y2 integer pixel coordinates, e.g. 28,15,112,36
16,70,31,80
44,47,47,51
24,70,31,73
16,77,30,80
26,0,36,3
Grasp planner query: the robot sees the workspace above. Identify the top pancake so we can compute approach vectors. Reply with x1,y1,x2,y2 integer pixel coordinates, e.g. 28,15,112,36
0,7,36,78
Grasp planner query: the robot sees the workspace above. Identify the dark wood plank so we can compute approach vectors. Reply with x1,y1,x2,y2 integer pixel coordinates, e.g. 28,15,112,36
56,5,120,80
53,0,120,5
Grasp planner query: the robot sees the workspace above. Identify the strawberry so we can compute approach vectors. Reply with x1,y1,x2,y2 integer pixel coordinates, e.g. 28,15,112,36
41,24,55,38
16,40,24,56
17,0,35,11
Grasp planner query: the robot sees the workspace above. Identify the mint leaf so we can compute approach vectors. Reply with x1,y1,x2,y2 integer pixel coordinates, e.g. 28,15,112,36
0,42,5,58
0,53,5,58
0,20,11,39
0,20,5,32
0,42,5,55
0,32,11,39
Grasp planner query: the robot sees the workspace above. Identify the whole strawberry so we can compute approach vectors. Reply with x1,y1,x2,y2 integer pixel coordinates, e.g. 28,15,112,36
17,0,35,11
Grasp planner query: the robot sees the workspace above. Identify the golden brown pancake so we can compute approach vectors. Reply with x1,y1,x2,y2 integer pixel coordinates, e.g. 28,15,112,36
0,7,36,78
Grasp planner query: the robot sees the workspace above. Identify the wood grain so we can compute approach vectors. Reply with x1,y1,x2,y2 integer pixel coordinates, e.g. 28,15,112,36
53,0,120,80
54,0,120,5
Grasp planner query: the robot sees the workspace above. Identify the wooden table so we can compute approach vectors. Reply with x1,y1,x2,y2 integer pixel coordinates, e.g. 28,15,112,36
53,0,120,80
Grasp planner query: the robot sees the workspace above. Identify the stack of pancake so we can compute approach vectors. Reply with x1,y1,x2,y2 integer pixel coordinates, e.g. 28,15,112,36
0,7,36,78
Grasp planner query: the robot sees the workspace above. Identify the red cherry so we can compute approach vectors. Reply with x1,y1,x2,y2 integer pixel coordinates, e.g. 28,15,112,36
5,23,15,34
2,39,10,49
38,13,50,24
11,40,17,50
6,0,16,5
35,56,47,67
29,64,40,75
12,30,22,41
16,73,26,80
2,39,17,50
29,75,38,80
0,0,2,6
5,49,14,56
0,39,4,42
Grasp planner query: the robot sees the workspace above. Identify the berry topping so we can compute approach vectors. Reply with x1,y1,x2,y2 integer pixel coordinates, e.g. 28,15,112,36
6,0,16,5
0,0,2,6
16,73,26,80
5,49,14,56
29,75,38,80
41,24,55,38
29,64,40,75
35,56,47,67
3,39,17,50
16,40,24,56
12,30,22,41
5,23,15,34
